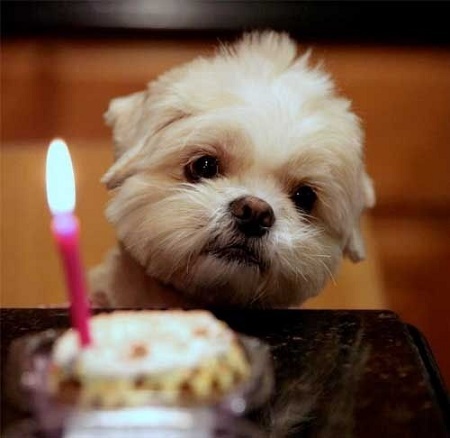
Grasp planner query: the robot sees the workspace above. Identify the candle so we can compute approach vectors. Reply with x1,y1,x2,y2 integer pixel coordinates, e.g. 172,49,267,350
46,139,91,347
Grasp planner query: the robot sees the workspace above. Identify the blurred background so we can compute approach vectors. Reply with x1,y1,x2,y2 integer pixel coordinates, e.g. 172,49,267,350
1,2,449,384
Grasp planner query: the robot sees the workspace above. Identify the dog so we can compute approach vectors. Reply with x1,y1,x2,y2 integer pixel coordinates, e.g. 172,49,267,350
90,31,375,309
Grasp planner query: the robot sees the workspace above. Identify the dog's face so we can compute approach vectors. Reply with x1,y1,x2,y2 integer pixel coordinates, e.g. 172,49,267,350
102,32,375,308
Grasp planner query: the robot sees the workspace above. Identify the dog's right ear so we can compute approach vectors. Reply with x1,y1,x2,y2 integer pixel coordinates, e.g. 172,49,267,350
104,91,148,159
102,85,190,189
102,91,149,190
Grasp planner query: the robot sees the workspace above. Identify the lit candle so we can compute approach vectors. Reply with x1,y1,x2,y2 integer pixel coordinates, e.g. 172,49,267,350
46,139,91,347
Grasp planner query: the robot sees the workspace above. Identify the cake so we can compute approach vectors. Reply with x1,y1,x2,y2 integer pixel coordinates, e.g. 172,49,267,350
50,310,250,408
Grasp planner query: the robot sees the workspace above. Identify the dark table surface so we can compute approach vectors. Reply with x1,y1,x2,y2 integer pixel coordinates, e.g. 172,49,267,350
1,308,449,437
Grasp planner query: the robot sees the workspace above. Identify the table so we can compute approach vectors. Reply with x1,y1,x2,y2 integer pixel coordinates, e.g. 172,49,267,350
1,308,449,437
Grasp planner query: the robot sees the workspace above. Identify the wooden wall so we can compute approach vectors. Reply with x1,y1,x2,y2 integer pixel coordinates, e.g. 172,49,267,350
1,38,449,383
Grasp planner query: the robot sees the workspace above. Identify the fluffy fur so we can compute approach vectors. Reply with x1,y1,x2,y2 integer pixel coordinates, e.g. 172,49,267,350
90,31,375,309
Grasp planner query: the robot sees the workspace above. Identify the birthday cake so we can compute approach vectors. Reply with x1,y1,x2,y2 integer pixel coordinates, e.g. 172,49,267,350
49,310,250,407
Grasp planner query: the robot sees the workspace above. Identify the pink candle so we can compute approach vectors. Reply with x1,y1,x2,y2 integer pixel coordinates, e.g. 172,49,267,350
46,139,91,347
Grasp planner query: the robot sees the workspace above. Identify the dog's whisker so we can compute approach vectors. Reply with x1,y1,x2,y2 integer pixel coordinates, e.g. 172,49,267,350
319,259,337,286
249,282,267,306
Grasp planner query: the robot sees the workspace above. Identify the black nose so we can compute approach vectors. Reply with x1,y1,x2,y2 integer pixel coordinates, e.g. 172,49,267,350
229,196,275,237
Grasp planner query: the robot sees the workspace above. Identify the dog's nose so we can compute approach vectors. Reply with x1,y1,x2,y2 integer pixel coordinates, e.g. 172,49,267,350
229,196,275,237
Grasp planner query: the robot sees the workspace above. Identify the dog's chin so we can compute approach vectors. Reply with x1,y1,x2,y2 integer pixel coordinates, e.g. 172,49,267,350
209,244,264,269
201,235,269,272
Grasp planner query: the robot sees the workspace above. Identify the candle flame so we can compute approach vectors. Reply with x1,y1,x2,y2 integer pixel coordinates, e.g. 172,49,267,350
46,139,76,214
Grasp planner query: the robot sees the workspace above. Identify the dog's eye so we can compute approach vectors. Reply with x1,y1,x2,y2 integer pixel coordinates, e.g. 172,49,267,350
291,185,317,214
186,155,219,181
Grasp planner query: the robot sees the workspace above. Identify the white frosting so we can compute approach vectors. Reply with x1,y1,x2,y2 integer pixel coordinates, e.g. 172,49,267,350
52,311,235,378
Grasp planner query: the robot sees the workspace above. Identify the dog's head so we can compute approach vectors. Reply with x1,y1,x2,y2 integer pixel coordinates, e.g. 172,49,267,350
102,32,375,308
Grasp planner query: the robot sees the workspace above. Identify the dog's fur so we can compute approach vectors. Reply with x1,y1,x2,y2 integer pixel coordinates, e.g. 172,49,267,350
90,31,375,309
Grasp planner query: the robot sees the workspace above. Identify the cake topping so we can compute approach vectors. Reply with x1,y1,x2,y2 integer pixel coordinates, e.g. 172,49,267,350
52,310,235,378
129,343,148,359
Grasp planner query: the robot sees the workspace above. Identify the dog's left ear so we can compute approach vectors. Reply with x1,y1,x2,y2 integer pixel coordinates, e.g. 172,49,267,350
343,172,376,262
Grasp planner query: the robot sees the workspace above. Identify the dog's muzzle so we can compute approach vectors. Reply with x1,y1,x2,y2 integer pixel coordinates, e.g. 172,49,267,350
203,195,273,269
229,195,275,238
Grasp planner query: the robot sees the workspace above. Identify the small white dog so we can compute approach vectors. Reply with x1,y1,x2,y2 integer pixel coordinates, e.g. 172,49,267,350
90,31,375,309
